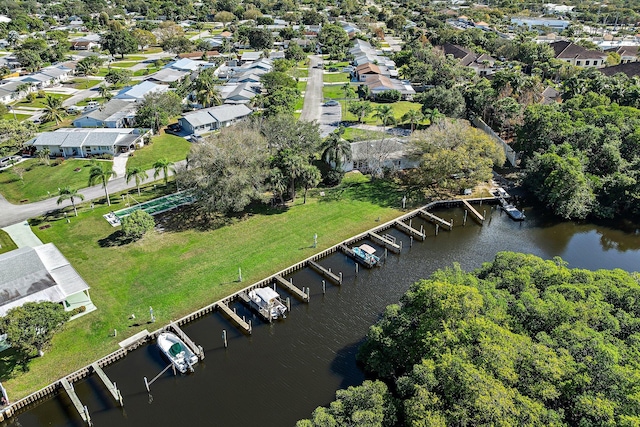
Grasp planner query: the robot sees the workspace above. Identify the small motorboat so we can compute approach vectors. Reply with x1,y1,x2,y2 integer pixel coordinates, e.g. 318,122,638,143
504,204,526,221
352,244,380,267
157,332,198,374
248,287,287,321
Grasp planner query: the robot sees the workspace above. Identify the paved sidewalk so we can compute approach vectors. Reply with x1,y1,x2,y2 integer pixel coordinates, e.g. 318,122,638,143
2,221,44,248
112,152,130,179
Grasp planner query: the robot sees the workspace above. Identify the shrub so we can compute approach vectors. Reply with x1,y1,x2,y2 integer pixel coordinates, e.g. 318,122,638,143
37,90,46,98
324,169,344,186
375,90,401,103
121,209,155,240
52,158,64,167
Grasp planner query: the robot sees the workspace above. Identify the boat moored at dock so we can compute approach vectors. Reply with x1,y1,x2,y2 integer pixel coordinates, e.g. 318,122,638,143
157,332,198,374
247,287,287,321
352,244,380,267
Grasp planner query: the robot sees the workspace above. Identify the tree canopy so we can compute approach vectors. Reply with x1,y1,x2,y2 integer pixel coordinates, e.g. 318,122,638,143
301,252,640,427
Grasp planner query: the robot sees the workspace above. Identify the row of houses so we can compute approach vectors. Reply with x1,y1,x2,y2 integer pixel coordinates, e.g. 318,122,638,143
0,63,75,104
349,40,416,99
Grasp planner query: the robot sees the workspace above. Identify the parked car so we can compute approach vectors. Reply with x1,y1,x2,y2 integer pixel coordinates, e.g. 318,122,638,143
324,100,339,106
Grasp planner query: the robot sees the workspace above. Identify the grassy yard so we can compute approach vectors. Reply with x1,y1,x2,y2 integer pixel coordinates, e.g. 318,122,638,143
0,159,111,203
0,230,17,255
297,80,308,93
12,93,72,109
133,66,161,77
2,175,404,399
343,101,425,125
122,55,147,61
143,47,164,54
1,113,30,121
323,72,350,83
110,61,139,68
342,127,389,142
126,133,191,171
63,79,102,90
322,85,346,100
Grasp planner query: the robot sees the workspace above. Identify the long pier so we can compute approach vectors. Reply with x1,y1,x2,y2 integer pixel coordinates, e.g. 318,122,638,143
60,378,91,425
169,323,204,360
462,199,485,223
394,220,426,240
91,363,123,406
275,275,309,302
368,232,401,253
418,210,452,230
217,302,252,333
308,260,342,285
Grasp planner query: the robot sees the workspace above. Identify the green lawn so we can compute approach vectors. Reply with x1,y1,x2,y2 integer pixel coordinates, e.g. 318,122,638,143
0,159,111,203
297,80,308,93
122,55,147,61
343,101,425,125
133,66,161,77
322,85,345,100
3,175,404,399
126,133,191,171
12,93,72,109
143,47,164,54
289,68,309,79
109,61,139,68
323,72,350,83
342,127,389,142
0,230,17,255
63,79,101,90
1,113,30,121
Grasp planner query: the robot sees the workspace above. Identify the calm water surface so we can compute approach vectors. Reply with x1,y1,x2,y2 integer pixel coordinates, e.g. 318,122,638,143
6,205,640,427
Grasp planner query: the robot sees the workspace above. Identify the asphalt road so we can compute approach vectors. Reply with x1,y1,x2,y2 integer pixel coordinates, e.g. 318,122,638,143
0,161,185,228
299,55,340,137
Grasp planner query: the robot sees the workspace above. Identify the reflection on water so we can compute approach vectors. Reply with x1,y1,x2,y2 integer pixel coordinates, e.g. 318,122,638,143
5,206,639,427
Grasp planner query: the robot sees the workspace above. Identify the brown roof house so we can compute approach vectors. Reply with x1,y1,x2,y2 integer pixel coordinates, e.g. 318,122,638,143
440,44,498,76
605,45,639,64
550,41,608,68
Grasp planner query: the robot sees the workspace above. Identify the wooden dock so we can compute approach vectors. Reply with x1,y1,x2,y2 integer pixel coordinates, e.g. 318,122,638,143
462,199,485,223
394,220,426,240
339,245,377,268
169,323,204,360
60,378,91,425
418,210,452,230
275,275,309,302
308,260,342,285
90,363,123,406
368,232,401,253
217,302,252,334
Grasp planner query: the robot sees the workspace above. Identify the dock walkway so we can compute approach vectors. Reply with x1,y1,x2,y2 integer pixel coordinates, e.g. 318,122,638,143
217,302,252,333
308,260,342,285
368,232,401,253
275,275,309,302
418,210,452,230
394,220,426,240
462,199,485,222
90,363,123,406
60,378,90,425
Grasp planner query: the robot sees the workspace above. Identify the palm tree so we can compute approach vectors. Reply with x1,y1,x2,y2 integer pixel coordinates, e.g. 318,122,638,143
88,163,116,206
299,164,321,204
341,82,352,113
41,95,65,125
56,187,85,217
268,168,287,205
424,108,444,126
125,166,149,196
372,105,396,131
98,85,112,100
76,60,98,88
321,131,352,171
153,158,175,187
193,69,222,108
401,109,424,133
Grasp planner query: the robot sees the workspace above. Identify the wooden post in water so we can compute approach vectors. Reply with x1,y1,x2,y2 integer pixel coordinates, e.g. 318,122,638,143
322,280,326,294
307,287,311,301
409,219,412,228
451,219,454,228
483,210,486,221
172,364,176,376
410,236,413,247
222,330,228,348
463,210,468,225
355,263,359,275
420,225,424,236
384,248,388,259
286,297,291,311
144,377,149,393
436,224,439,235
249,320,252,333
339,272,343,284
399,241,403,250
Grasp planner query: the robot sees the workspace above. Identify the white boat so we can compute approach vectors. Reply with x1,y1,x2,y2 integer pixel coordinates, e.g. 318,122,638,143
352,244,380,267
157,332,198,374
504,204,526,221
248,287,287,321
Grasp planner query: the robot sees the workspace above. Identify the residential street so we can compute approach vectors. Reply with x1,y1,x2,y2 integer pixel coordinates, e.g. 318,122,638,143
0,161,185,228
300,55,340,137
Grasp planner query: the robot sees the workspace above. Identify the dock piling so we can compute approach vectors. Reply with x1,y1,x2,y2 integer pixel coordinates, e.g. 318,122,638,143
308,261,341,285
60,378,91,425
464,210,468,225
410,236,413,247
223,330,228,348
384,248,388,259
144,377,149,392
275,275,308,302
355,263,359,275
339,272,343,284
322,280,326,294
461,200,485,223
217,302,252,334
286,297,291,311
436,224,439,235
91,363,123,406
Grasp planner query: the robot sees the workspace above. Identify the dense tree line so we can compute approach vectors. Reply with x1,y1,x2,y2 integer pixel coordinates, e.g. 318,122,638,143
299,252,640,426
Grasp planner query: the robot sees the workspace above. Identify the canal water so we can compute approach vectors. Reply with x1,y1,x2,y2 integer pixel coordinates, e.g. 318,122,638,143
6,205,640,427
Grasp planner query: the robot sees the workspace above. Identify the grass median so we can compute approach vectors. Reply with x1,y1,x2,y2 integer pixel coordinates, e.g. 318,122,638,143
2,174,405,399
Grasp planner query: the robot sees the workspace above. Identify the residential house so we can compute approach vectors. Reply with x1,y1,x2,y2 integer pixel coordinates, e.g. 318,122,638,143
550,41,608,67
598,61,640,78
342,138,419,175
541,86,562,104
0,81,23,104
240,52,262,64
72,99,137,128
26,128,148,158
115,81,169,101
70,34,101,51
218,82,259,104
605,45,639,64
361,74,416,99
145,67,189,84
511,18,571,32
178,104,253,135
0,243,95,319
440,44,498,76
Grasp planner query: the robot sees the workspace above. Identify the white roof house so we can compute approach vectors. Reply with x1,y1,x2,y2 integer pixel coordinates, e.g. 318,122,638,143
115,81,169,101
26,128,148,158
145,67,189,84
343,138,419,176
72,99,137,128
179,104,253,135
0,244,95,318
169,58,202,72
